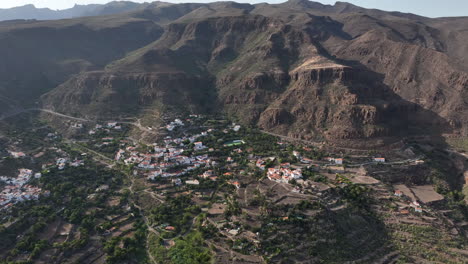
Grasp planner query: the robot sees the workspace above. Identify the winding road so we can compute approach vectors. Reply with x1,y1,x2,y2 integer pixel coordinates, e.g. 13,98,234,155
1,108,89,122
0,108,159,135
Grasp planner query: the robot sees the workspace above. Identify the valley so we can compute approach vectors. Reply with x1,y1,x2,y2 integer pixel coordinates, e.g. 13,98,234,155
0,0,467,263
0,109,466,263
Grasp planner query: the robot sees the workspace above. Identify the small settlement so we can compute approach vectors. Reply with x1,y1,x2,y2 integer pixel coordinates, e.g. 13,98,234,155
0,169,48,209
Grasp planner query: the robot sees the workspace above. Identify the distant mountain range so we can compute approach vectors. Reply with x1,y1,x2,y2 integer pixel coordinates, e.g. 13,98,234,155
0,1,148,21
0,0,467,148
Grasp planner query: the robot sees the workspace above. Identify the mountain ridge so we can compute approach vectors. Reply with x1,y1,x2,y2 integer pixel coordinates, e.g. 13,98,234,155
0,0,466,148
0,1,148,21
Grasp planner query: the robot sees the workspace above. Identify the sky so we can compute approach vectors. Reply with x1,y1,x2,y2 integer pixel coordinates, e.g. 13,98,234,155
0,0,467,18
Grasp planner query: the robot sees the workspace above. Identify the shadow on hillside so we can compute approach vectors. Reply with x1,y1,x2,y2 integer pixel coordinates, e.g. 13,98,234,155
311,37,453,149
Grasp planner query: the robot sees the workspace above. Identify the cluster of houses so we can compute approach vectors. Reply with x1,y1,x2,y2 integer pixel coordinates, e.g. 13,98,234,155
89,122,122,135
71,123,83,129
115,129,216,181
255,157,275,170
0,169,48,209
114,118,248,187
1,141,89,210
166,118,184,131
200,169,222,181
266,163,303,183
55,157,84,170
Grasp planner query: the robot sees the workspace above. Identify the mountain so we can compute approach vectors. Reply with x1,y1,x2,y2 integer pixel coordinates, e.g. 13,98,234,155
0,1,147,21
0,0,467,148
0,13,163,105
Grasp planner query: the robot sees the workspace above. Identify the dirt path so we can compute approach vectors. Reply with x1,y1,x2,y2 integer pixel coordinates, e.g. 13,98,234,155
142,189,165,203
65,140,114,167
260,130,323,148
73,143,160,263
146,233,158,264
0,108,90,122
119,119,159,135
128,177,162,263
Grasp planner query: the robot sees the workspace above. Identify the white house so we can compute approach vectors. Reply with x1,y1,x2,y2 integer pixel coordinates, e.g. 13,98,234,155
186,180,200,185
10,151,26,158
174,119,184,126
194,142,205,151
202,170,214,179
293,151,301,159
374,157,385,163
172,178,182,186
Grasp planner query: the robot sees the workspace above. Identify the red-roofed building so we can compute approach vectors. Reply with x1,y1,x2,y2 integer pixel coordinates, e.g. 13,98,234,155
374,157,386,163
229,181,241,188
165,226,176,231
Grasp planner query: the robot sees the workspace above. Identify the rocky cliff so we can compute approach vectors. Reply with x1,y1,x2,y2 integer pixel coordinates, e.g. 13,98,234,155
1,0,466,147
0,16,162,104
325,29,468,136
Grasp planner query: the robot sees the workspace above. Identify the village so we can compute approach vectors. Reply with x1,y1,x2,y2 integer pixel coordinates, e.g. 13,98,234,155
0,112,465,263
108,114,439,215
0,144,86,211
88,114,455,261
0,168,46,209
0,113,445,225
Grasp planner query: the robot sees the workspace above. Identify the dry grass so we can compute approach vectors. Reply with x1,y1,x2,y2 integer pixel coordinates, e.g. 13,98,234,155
446,137,468,152
410,185,444,204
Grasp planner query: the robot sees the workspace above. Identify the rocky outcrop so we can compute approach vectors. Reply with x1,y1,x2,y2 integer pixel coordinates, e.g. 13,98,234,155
290,66,355,84
36,2,468,147
42,71,215,118
325,30,468,136
256,65,409,144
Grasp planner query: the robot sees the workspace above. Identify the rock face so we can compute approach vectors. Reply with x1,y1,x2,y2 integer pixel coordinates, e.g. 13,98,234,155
44,71,215,117
0,16,162,103
2,0,466,147
325,30,468,137
257,65,419,144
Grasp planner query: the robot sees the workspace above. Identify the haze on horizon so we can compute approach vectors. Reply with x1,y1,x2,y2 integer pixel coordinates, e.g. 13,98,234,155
0,0,466,18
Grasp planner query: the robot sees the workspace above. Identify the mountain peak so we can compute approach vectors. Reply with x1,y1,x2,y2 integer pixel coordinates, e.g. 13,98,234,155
334,1,362,11
14,4,38,10
0,2,145,21
285,0,327,9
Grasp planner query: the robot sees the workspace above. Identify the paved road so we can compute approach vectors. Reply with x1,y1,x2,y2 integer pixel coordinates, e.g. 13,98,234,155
1,108,89,122
345,156,424,167
1,108,159,135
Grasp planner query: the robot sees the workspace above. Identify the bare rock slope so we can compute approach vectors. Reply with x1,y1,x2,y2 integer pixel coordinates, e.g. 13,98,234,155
0,0,464,146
